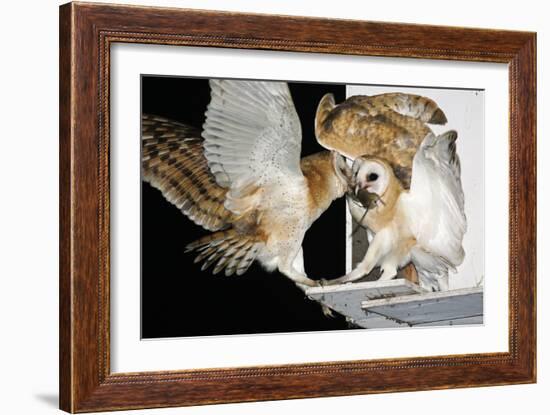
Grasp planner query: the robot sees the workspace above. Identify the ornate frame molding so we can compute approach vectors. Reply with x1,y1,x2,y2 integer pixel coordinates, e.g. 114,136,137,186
60,2,536,412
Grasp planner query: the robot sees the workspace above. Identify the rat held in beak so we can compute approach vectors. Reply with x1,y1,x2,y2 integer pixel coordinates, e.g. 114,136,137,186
355,188,384,210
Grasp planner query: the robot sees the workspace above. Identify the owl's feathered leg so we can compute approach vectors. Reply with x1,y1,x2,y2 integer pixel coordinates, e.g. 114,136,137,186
292,248,311,291
379,263,398,280
293,247,306,274
281,269,317,286
324,231,389,285
279,246,318,287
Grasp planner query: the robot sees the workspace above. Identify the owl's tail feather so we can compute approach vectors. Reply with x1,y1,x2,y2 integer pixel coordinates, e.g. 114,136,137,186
186,229,263,276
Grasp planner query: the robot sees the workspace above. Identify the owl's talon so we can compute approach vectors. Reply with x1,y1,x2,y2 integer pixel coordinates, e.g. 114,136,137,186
321,305,335,317
318,278,343,286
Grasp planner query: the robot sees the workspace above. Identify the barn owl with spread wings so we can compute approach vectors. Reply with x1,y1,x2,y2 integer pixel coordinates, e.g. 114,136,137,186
142,79,351,288
316,94,467,291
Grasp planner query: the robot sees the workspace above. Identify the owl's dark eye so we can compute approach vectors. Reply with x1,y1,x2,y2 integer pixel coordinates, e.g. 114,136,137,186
368,173,379,181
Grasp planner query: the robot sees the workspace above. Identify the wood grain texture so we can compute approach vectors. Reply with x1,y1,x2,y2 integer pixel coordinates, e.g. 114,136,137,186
59,2,536,412
59,3,73,411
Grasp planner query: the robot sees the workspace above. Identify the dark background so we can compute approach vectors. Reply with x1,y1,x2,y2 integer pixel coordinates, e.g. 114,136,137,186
141,76,352,338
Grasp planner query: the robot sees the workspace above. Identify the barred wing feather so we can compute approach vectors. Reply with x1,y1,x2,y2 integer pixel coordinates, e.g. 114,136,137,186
141,114,234,231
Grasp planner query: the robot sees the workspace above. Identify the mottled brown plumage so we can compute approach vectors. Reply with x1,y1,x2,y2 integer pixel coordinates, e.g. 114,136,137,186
315,92,447,188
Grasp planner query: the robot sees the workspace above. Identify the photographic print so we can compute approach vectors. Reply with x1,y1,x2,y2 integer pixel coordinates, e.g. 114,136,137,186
59,5,536,410
141,76,484,338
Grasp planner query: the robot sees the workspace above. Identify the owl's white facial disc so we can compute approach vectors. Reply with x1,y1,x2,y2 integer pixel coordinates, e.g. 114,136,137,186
352,159,389,196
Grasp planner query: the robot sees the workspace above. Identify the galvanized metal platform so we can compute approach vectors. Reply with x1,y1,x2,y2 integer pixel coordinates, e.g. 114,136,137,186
306,280,483,329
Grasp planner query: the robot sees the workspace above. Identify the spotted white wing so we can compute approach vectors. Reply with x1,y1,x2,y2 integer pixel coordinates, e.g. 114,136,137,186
202,79,303,190
405,130,467,269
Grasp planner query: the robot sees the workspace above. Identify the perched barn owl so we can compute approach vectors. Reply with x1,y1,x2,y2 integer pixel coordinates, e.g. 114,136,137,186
315,91,450,285
142,80,351,288
315,92,448,188
325,130,467,291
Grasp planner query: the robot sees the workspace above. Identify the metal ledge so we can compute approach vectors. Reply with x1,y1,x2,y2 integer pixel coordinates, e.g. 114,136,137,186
306,280,483,329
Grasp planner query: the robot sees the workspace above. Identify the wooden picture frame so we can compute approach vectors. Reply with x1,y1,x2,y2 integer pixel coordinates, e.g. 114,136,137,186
59,2,536,412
